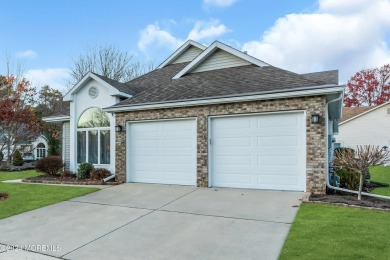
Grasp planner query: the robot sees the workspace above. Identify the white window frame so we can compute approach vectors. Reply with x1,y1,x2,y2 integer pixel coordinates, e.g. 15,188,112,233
77,127,110,165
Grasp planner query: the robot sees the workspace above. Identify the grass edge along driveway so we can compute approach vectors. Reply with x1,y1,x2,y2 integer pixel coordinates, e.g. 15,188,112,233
0,170,99,219
279,203,390,260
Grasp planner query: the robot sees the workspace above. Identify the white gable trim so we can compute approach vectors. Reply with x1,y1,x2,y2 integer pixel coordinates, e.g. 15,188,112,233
172,41,269,79
340,100,390,125
63,72,132,101
157,40,206,69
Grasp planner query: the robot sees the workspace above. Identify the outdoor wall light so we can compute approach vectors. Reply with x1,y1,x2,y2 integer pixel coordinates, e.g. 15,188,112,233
311,114,320,124
115,124,123,132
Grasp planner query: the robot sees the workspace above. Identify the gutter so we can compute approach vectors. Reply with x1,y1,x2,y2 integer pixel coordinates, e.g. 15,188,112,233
104,85,344,113
325,95,390,200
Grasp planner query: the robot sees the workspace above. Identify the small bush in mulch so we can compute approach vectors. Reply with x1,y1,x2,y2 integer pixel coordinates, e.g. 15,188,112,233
310,193,390,210
36,156,64,176
60,170,75,179
77,163,94,180
90,168,111,180
0,193,9,200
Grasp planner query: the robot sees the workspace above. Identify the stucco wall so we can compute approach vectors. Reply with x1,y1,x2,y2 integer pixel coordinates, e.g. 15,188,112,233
115,96,327,194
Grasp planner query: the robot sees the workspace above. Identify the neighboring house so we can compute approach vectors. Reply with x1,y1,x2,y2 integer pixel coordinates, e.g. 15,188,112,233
0,135,48,161
44,40,344,194
335,101,390,149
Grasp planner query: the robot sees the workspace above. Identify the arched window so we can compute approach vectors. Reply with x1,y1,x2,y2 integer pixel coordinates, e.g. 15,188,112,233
77,108,110,165
36,143,46,159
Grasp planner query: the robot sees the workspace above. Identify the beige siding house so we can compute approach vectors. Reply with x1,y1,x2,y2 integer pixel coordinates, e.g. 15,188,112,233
335,101,390,149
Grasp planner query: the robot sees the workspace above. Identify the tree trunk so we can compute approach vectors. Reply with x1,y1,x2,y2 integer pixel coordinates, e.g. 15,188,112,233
358,173,364,200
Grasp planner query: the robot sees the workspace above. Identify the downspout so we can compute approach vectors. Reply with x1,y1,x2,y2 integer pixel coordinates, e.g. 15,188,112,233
326,95,390,200
102,174,115,183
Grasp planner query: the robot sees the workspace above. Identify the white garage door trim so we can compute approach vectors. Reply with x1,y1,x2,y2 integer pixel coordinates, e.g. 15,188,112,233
126,118,197,186
208,111,306,191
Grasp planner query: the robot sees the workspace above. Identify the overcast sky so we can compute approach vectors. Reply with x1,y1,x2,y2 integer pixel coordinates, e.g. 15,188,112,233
1,0,390,92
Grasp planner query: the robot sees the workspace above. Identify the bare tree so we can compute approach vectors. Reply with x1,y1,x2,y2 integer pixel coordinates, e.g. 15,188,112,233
333,145,389,200
67,45,154,88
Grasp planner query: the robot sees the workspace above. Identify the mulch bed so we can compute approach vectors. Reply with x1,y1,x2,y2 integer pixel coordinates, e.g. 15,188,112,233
0,193,9,200
23,176,122,185
310,193,390,210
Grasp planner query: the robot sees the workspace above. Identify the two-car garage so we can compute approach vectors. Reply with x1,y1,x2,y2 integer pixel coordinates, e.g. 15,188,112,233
126,111,306,192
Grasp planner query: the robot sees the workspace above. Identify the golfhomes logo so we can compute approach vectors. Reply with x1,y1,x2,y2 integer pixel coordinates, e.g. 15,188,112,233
0,244,61,252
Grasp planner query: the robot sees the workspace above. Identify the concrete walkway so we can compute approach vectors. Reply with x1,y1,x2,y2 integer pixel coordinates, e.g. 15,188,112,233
0,183,303,260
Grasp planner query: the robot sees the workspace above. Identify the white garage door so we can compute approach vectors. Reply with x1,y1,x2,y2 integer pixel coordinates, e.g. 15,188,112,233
127,119,196,185
210,112,306,191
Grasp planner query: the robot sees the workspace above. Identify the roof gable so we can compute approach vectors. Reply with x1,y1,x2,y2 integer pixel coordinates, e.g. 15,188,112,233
340,101,390,125
63,72,132,101
173,41,269,79
157,40,206,69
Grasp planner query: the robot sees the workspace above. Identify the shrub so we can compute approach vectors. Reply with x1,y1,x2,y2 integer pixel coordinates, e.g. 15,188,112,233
35,156,64,176
90,168,111,180
0,151,3,161
12,150,24,166
77,163,94,179
60,170,75,178
336,168,359,190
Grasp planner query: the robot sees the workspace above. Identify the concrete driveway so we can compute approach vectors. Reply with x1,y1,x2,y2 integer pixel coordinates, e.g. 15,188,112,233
0,184,303,260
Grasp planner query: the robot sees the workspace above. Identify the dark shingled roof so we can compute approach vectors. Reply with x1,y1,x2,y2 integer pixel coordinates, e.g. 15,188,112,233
301,70,339,85
91,72,134,95
340,106,374,122
110,63,333,108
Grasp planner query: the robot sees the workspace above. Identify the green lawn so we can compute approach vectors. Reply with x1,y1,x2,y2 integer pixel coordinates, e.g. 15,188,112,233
370,166,390,196
280,203,390,260
0,169,41,181
0,170,99,219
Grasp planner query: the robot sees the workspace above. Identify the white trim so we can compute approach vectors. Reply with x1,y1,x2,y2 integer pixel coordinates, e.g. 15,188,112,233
340,100,390,125
126,117,198,185
43,116,70,122
63,72,132,101
172,41,269,79
157,40,206,69
208,110,307,191
104,86,344,113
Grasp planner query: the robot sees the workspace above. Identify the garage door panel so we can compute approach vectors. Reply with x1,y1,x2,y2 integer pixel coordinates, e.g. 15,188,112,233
258,175,299,186
258,136,299,146
214,137,251,147
163,139,194,148
215,155,252,165
214,173,252,185
131,139,159,148
258,155,299,166
211,112,305,191
127,119,196,185
214,117,252,129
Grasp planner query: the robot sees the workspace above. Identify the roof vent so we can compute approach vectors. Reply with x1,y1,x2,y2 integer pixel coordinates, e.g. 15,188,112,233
88,86,99,99
243,51,248,54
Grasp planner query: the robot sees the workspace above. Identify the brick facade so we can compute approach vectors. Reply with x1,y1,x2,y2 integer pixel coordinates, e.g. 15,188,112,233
115,96,327,194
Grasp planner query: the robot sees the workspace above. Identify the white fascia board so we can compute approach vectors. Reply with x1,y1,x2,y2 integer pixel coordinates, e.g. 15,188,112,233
104,86,345,113
339,100,390,125
43,116,70,123
157,40,206,69
172,41,269,79
63,72,132,101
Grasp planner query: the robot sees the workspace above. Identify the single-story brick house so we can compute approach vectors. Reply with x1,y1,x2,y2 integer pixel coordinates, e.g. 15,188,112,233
44,40,344,194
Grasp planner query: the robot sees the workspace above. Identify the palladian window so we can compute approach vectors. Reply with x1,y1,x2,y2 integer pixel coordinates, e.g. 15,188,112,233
77,107,110,164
